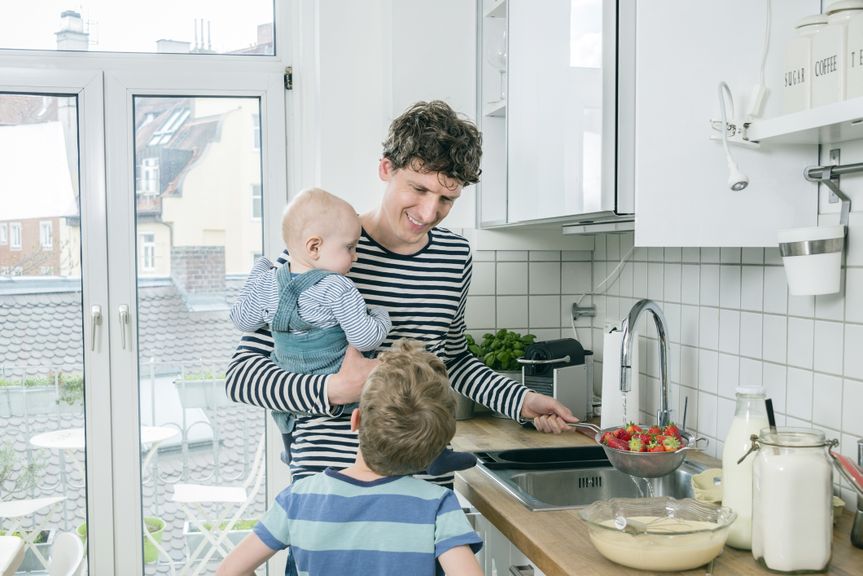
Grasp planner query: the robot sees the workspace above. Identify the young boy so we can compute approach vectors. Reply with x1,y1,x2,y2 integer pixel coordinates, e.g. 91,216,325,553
229,187,474,476
216,340,484,576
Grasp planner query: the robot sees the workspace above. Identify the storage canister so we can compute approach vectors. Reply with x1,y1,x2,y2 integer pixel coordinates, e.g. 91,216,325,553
749,428,836,573
814,0,863,105
844,1,863,98
784,15,829,113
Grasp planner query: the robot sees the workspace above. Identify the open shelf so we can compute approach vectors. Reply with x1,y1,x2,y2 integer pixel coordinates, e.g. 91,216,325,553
747,96,863,145
484,0,506,18
484,100,506,118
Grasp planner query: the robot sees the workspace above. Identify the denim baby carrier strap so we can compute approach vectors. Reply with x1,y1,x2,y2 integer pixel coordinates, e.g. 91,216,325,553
271,266,349,374
270,266,358,464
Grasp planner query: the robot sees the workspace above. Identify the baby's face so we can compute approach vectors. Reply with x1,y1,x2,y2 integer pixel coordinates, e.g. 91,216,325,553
316,214,361,275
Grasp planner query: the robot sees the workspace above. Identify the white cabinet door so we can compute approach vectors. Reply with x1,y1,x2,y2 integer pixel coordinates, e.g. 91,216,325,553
507,0,616,223
477,0,509,226
633,0,821,247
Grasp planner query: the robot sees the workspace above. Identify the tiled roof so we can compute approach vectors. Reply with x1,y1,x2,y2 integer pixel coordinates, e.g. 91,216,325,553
0,278,244,376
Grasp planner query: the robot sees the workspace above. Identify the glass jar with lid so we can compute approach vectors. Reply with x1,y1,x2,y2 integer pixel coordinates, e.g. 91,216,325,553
749,427,836,573
784,15,829,113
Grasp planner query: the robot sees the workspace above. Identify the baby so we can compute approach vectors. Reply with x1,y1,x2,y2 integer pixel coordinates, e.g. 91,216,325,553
230,187,474,478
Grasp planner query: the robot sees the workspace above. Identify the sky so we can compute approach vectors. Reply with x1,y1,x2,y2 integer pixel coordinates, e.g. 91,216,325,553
0,0,274,54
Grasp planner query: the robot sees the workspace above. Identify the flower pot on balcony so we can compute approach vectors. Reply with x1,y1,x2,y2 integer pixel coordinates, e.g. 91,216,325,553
77,516,165,564
173,378,231,410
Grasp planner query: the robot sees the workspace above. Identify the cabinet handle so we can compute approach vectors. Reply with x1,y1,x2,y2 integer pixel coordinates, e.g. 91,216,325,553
509,566,534,576
90,305,102,352
118,304,129,350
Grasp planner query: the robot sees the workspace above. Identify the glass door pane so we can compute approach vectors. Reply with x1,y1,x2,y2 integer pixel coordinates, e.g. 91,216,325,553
132,96,266,575
0,92,87,573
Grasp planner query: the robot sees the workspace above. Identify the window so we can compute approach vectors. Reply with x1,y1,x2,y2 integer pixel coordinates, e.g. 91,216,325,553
9,223,21,250
140,157,160,195
40,221,53,249
0,223,6,244
141,233,156,271
39,265,54,275
251,184,262,220
252,113,261,149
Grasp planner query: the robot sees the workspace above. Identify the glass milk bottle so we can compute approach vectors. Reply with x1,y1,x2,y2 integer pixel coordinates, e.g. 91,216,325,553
846,3,863,98
751,428,835,573
720,385,768,550
784,15,829,113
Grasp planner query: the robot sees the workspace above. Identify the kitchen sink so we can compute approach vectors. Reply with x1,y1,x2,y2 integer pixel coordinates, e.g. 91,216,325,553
474,446,708,511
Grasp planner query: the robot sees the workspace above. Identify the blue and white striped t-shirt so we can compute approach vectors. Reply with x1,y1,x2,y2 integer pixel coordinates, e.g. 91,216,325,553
254,468,483,576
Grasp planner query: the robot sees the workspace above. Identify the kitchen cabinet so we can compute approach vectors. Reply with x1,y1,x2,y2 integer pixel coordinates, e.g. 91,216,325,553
473,512,546,576
476,0,633,228
632,0,822,247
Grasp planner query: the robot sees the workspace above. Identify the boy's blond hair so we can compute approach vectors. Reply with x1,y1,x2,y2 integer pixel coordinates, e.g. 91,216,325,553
282,187,358,253
359,340,456,476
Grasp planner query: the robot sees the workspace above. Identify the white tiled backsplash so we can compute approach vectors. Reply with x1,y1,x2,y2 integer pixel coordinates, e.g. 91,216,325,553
465,219,863,509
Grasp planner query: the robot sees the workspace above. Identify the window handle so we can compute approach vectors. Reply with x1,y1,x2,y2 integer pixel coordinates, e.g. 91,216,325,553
118,305,129,350
90,305,102,352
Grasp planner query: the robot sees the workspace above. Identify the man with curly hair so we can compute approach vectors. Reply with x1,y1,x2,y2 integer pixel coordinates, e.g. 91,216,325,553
227,100,578,486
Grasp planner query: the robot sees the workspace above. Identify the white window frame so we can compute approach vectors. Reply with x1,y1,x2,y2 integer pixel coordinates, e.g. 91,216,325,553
0,222,7,244
252,112,261,150
140,233,156,271
251,183,262,220
1,5,293,569
9,222,22,250
139,156,160,196
40,220,53,249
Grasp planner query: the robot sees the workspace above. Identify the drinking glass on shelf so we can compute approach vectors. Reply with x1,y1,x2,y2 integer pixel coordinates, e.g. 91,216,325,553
486,29,507,103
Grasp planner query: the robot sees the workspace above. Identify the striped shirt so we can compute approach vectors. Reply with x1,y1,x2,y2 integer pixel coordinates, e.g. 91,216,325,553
253,468,483,576
226,227,530,483
229,258,392,352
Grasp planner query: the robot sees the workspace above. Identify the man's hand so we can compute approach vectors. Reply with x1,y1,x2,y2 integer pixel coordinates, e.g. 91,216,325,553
327,346,379,405
520,391,580,434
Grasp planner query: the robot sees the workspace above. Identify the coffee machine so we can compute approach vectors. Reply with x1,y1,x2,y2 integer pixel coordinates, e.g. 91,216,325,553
518,338,593,420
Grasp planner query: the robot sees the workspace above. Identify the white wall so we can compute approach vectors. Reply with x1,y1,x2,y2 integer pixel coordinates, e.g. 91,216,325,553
465,142,863,512
309,0,477,227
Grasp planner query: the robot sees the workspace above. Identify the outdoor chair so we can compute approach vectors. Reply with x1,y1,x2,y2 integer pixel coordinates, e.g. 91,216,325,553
47,531,84,576
171,431,266,576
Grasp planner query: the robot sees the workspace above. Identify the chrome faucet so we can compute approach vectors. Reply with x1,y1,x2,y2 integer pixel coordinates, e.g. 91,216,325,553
620,299,672,427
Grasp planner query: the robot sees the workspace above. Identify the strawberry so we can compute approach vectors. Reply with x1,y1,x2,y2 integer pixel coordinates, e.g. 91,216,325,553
662,436,681,452
663,423,682,438
649,444,665,453
605,436,629,451
613,427,631,442
647,425,662,436
628,437,645,452
625,422,642,436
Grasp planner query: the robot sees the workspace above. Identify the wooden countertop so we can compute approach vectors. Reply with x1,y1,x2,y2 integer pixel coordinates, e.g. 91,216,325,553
452,416,863,576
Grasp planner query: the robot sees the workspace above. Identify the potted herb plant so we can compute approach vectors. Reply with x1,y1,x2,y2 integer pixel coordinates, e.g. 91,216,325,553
465,329,536,417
